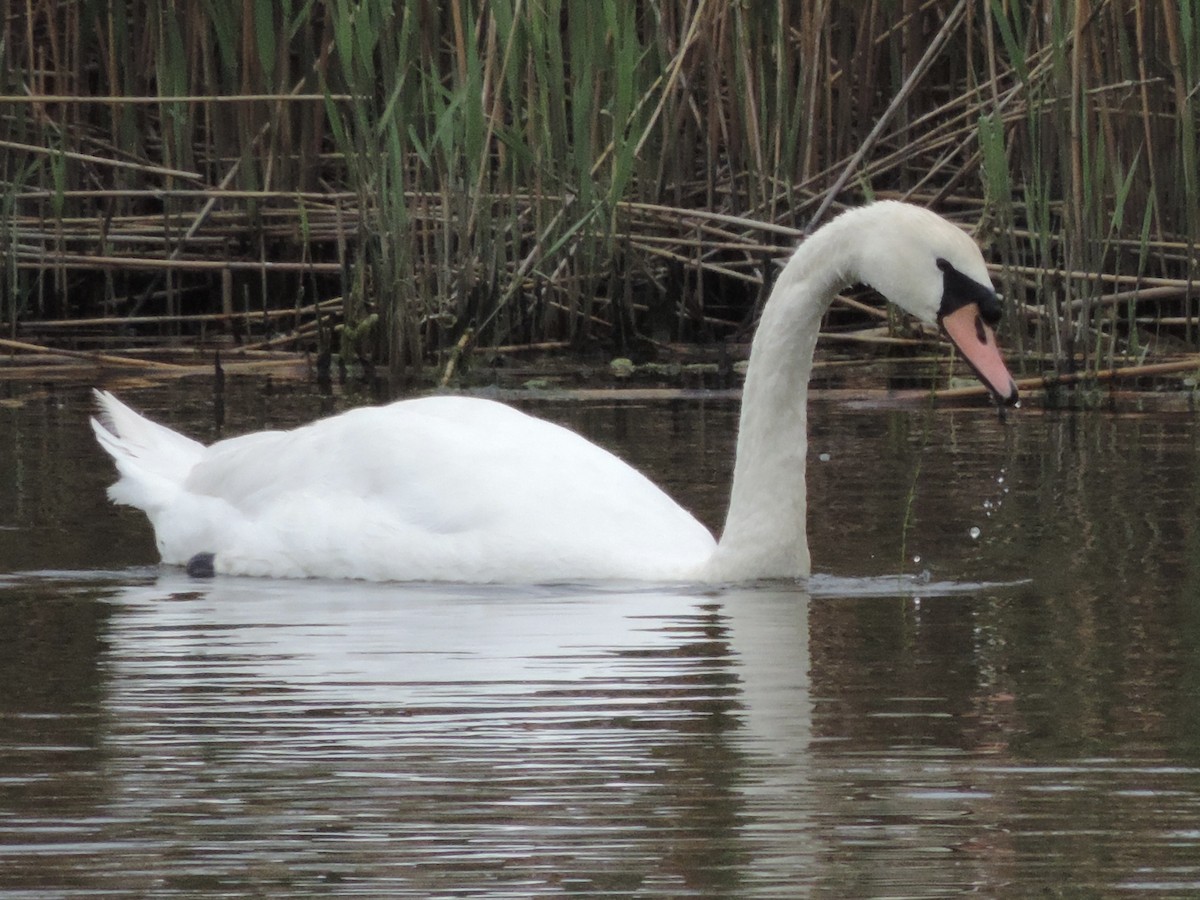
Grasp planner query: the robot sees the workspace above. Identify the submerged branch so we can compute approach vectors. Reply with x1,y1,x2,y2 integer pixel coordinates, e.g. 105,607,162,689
934,356,1200,401
0,338,190,370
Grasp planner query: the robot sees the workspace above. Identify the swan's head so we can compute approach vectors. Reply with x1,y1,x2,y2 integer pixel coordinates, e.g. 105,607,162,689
849,202,1018,405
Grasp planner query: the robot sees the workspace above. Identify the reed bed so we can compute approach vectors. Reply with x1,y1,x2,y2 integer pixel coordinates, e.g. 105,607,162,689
2,1,1198,383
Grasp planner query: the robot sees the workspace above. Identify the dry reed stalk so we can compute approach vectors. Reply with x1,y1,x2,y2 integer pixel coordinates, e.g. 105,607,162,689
16,298,341,329
5,253,341,273
0,139,202,181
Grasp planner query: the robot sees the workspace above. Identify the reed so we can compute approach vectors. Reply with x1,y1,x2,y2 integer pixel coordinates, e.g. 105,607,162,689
2,2,1198,382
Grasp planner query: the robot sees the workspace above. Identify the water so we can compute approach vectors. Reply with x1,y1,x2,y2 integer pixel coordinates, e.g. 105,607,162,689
3,381,1200,897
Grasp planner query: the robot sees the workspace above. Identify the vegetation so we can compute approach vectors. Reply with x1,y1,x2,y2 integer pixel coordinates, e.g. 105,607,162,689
2,1,1198,384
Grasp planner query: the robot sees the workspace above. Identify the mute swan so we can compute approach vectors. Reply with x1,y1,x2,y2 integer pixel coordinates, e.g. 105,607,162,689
93,201,1017,583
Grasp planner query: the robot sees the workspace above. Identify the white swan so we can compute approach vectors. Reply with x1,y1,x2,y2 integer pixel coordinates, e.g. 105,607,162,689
93,201,1017,583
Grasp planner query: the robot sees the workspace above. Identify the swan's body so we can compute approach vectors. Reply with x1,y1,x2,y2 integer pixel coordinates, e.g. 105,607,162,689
93,394,715,581
93,202,1017,583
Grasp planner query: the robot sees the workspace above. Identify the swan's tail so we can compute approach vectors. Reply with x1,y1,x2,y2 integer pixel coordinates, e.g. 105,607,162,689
91,390,205,512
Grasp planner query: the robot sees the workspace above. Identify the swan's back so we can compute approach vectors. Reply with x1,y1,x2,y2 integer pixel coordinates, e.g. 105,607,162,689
93,393,715,582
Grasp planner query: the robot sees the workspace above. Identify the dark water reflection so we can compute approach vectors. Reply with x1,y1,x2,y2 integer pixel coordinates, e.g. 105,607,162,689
2,381,1200,896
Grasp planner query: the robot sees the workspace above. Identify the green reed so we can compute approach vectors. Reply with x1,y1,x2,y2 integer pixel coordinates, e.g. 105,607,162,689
1,1,1199,380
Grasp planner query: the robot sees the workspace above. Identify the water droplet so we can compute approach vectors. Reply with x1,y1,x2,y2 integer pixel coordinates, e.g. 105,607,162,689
912,554,921,565
818,452,831,462
983,499,993,510
996,475,1005,485
969,526,982,540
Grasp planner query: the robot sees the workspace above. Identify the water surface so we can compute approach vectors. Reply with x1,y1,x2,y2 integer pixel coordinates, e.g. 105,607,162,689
2,381,1199,897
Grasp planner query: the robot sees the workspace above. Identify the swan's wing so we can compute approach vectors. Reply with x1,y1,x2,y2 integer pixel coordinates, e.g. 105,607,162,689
185,397,694,529
179,397,715,579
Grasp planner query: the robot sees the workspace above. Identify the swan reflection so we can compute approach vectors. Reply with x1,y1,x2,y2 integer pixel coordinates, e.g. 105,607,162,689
97,576,815,893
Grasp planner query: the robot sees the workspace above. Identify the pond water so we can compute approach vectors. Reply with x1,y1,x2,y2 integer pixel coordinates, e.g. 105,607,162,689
2,379,1200,897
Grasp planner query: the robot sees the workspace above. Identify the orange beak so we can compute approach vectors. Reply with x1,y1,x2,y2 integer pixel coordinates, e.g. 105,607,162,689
940,303,1018,405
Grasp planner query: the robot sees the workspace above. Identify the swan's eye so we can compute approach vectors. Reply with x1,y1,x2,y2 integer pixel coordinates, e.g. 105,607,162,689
936,257,1002,323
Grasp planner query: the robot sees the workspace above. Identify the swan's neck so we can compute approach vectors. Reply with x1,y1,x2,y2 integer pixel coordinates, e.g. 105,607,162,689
707,221,857,581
